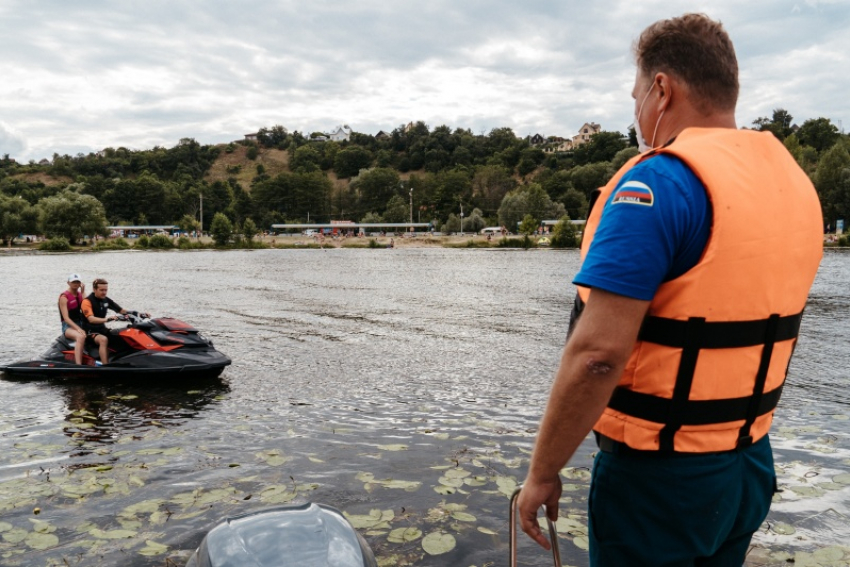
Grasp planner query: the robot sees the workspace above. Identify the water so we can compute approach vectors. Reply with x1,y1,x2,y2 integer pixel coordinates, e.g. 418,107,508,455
0,248,848,566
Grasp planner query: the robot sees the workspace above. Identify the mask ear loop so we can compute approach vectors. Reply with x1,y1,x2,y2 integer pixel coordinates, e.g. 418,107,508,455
650,83,669,148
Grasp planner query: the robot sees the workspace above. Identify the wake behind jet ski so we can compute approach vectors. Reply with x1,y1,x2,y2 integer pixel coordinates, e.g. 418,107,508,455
1,313,231,380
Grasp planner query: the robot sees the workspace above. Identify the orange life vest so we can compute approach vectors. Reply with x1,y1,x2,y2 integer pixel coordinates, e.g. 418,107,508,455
578,128,823,452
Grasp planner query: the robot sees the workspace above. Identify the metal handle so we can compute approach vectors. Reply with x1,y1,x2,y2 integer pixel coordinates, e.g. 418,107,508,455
509,487,562,567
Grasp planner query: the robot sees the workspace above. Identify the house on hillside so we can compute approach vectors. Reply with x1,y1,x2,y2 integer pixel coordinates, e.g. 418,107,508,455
244,132,259,142
375,130,390,140
529,133,545,145
571,122,601,147
329,125,352,142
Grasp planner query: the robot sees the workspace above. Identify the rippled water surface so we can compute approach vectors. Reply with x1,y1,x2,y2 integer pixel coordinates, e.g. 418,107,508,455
1,248,849,566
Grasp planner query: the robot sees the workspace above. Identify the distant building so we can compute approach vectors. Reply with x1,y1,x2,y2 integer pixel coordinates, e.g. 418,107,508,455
571,122,601,147
529,133,545,146
542,123,603,153
375,130,390,140
328,125,353,142
244,132,259,142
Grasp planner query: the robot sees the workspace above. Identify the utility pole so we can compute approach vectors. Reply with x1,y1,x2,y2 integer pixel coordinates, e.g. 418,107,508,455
199,192,203,239
409,187,414,231
459,200,464,237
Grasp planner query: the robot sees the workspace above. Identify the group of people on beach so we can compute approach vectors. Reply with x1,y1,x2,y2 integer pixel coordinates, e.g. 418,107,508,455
58,275,148,365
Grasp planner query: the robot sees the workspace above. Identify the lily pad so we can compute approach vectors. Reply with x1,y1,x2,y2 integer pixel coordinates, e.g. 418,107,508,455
450,511,477,522
421,531,456,555
812,546,845,562
25,531,59,550
377,444,408,451
2,527,28,544
477,527,497,535
833,473,850,485
573,535,589,550
770,522,796,535
495,476,518,497
89,528,137,539
138,540,169,556
388,527,422,543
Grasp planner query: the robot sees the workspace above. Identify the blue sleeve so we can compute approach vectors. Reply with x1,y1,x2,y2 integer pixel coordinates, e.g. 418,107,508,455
573,154,711,301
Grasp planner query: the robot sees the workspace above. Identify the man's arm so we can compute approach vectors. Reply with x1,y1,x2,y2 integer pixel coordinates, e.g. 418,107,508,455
518,288,649,549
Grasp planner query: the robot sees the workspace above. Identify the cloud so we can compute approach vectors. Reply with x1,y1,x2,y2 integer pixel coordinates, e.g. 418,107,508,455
0,122,26,158
0,1,847,161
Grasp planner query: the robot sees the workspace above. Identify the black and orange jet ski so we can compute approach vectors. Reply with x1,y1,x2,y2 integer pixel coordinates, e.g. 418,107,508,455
1,314,230,379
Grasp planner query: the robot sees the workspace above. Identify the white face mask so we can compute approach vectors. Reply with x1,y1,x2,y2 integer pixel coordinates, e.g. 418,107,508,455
634,82,665,153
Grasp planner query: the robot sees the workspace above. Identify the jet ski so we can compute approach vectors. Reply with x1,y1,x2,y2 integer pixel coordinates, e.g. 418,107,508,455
1,313,231,380
186,503,377,567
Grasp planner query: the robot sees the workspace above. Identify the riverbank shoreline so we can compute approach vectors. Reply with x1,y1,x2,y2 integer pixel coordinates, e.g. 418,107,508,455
0,233,562,253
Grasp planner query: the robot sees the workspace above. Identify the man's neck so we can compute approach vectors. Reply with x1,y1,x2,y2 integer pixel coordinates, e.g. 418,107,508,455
658,109,737,144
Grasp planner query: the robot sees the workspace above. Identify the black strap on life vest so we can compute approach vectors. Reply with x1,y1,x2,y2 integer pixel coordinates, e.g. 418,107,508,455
609,311,802,451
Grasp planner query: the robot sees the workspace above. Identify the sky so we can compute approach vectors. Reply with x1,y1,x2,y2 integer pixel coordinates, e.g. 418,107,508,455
1,0,848,162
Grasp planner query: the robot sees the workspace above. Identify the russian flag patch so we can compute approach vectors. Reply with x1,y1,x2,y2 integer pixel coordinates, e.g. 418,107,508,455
612,181,654,206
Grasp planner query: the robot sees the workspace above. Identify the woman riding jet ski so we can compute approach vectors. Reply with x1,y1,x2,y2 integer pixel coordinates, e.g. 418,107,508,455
1,312,231,379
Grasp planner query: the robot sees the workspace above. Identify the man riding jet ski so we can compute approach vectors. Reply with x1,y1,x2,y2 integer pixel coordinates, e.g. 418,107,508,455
1,312,231,380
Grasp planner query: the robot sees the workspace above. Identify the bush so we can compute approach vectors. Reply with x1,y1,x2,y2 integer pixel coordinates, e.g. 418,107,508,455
39,237,72,251
136,235,150,248
177,237,208,249
148,234,174,249
93,238,130,250
497,235,535,249
368,239,381,248
550,217,579,248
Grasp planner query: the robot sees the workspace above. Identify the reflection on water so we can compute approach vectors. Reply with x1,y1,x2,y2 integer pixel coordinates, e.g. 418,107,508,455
0,249,849,566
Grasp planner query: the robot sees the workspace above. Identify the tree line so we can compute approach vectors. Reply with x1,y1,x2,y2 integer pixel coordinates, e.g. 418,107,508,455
1,110,847,246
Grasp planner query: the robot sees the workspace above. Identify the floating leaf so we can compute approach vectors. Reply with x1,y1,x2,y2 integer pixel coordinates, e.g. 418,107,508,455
422,531,456,555
24,531,59,550
477,527,497,535
812,546,845,561
2,527,28,544
463,476,487,487
259,485,296,504
495,476,518,497
377,444,408,451
789,485,824,498
833,473,850,485
138,540,169,556
196,487,236,506
89,528,137,539
771,522,796,535
344,509,394,529
443,468,470,480
388,527,422,543
0,522,13,533
382,480,422,491
308,456,325,463
450,511,477,522
573,535,589,550
438,476,464,488
434,485,455,495
29,519,55,534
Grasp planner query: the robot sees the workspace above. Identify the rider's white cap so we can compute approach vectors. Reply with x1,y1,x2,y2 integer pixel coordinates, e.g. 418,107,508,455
67,273,82,282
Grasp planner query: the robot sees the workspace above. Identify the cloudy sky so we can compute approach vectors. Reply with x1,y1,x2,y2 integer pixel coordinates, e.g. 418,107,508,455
1,0,847,162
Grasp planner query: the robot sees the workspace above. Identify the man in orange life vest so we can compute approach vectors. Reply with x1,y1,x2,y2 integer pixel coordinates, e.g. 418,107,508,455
518,14,823,566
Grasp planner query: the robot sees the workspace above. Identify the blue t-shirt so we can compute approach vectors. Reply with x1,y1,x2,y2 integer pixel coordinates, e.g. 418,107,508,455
573,154,712,301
